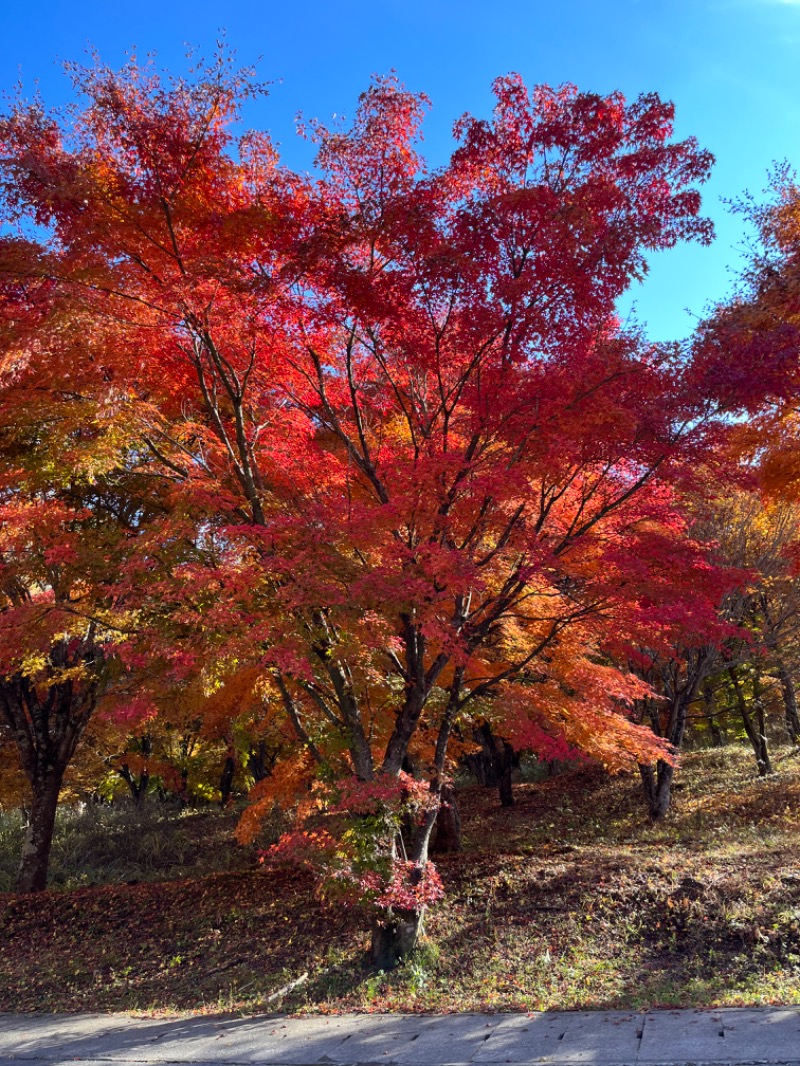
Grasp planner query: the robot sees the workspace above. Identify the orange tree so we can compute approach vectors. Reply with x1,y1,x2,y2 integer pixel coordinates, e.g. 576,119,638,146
0,55,759,956
102,664,288,807
684,167,800,779
0,238,170,890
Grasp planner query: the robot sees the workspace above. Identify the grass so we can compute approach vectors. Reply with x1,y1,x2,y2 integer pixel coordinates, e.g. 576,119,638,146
2,744,800,1014
0,802,281,893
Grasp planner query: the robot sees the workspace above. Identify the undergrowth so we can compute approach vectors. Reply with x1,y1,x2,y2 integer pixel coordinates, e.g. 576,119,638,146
0,802,280,892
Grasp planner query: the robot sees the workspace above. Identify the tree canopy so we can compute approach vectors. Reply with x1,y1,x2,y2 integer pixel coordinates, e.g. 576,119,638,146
1,54,798,961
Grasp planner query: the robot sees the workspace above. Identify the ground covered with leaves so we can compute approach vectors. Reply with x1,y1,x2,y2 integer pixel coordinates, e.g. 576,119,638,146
3,746,800,1014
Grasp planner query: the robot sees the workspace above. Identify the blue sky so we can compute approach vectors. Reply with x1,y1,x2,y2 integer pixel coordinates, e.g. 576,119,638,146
1,0,799,342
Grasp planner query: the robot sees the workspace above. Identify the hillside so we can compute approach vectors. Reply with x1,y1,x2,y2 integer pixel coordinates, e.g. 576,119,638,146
2,747,800,1014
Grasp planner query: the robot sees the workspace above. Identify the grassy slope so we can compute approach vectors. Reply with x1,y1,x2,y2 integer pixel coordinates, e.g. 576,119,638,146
3,746,800,1014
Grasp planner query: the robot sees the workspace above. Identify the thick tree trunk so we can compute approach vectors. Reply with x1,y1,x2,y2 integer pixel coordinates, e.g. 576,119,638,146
370,910,424,970
776,662,800,745
15,771,62,893
0,644,103,895
430,784,461,854
639,761,674,820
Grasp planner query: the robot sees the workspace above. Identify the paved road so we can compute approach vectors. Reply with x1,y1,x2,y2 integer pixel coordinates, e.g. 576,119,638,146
1,1007,800,1065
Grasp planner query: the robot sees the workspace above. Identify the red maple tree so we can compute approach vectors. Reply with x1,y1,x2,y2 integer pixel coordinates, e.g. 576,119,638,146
1,56,746,953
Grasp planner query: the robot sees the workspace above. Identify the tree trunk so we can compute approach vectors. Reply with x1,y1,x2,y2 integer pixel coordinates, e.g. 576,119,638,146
430,784,461,854
118,762,149,807
729,668,771,776
754,674,772,774
248,741,272,782
472,722,515,806
639,761,674,820
639,674,699,820
219,754,236,807
178,767,190,806
370,910,424,970
465,747,495,786
0,647,103,895
369,798,440,969
496,741,515,808
776,662,800,745
370,667,462,969
15,770,62,893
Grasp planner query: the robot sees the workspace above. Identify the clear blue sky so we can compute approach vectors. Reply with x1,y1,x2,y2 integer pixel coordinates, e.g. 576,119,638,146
2,0,799,342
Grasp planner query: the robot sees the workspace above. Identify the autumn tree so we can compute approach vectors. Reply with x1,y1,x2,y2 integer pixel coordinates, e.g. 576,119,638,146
689,169,800,771
0,239,169,889
1,55,748,957
702,490,800,770
607,486,738,817
103,663,285,807
630,479,800,813
691,166,800,491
